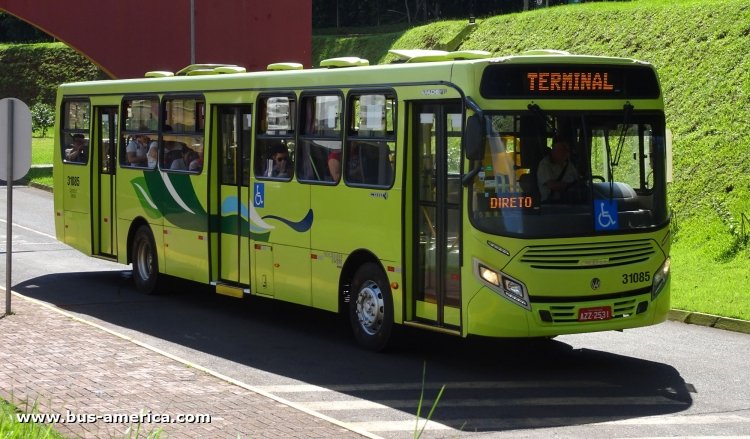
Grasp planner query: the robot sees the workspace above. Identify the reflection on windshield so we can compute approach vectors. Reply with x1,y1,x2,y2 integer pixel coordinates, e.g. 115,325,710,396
470,111,669,237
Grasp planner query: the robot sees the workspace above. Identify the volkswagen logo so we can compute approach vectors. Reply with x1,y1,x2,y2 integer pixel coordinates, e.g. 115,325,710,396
590,278,601,290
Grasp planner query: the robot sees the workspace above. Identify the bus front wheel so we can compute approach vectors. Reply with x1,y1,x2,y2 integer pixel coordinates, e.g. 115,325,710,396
132,225,159,294
349,263,393,351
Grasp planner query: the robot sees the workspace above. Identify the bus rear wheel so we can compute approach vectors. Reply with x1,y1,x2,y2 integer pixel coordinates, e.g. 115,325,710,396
132,225,159,294
349,263,393,351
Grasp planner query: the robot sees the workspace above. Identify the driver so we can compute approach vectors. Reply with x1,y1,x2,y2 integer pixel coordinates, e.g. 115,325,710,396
537,136,580,202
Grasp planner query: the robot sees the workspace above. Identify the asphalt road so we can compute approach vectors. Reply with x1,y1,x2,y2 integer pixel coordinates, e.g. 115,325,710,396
2,184,749,438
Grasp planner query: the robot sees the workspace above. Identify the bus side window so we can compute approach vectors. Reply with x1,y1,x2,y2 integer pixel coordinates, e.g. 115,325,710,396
297,93,342,184
61,100,90,165
344,92,396,188
255,94,296,180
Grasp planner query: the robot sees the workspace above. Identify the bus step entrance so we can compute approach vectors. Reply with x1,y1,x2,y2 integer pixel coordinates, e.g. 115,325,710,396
215,283,248,299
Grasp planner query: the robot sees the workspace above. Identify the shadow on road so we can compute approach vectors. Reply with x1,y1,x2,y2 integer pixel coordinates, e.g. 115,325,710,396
15,270,693,432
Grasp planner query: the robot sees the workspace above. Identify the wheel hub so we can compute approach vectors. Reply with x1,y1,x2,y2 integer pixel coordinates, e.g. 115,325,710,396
355,281,384,335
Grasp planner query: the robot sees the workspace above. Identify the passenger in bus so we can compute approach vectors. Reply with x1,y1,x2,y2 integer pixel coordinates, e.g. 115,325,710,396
65,133,88,163
536,136,580,202
327,149,341,182
189,147,204,172
126,134,150,166
163,141,184,167
147,140,159,168
170,148,198,171
268,143,291,178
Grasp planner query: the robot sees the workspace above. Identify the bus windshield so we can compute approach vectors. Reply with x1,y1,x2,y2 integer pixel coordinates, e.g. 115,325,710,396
469,110,669,238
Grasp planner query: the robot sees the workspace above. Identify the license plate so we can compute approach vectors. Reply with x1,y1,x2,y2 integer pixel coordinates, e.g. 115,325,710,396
578,306,612,322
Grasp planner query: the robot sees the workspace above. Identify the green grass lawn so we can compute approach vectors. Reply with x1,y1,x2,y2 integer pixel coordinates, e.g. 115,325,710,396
0,399,65,439
31,135,53,164
25,134,53,187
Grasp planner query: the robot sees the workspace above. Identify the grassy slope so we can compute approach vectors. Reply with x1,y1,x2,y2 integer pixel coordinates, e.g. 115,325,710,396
316,0,750,319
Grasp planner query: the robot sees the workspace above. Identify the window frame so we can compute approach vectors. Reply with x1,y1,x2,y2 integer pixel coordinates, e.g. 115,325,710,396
343,89,397,189
254,92,298,182
60,99,91,166
296,90,345,185
160,94,206,174
119,95,160,169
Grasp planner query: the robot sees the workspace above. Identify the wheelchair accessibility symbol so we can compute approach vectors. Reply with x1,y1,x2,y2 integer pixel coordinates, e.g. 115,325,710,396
595,199,618,231
254,183,264,208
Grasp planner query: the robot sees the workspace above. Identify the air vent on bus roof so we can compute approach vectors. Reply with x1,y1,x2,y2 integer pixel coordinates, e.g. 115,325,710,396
388,49,492,63
520,49,571,56
173,63,246,76
145,64,247,77
319,57,369,68
145,71,175,78
267,62,304,71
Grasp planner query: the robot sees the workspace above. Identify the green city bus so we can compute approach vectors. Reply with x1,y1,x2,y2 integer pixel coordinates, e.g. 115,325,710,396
53,50,672,350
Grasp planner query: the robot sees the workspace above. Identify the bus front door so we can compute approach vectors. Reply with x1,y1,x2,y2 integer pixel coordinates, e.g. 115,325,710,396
412,101,463,331
94,106,117,257
217,106,253,294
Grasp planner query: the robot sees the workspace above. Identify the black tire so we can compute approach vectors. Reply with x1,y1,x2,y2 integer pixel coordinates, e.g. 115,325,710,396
131,225,159,294
349,262,394,351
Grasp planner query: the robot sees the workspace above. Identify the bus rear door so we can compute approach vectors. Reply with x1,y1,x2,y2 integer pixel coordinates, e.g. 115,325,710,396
411,101,463,332
93,106,118,257
216,106,253,296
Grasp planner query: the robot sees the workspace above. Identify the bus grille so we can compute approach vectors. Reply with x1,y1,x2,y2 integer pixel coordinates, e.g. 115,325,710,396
519,239,656,270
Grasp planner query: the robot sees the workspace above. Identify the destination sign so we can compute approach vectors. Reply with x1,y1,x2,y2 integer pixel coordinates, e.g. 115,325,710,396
480,64,660,99
526,71,614,92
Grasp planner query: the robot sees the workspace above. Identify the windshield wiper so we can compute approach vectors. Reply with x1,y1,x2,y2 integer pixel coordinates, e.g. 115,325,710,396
611,103,634,167
604,103,634,199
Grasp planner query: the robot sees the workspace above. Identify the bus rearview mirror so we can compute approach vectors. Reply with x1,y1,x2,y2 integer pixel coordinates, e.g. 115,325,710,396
463,114,484,161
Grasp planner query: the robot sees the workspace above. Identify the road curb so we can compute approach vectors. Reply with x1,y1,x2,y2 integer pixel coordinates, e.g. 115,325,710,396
668,309,750,335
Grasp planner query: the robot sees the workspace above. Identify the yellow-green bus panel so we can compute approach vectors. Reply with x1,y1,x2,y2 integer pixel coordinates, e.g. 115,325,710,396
163,226,209,283
466,288,531,337
59,164,90,214
253,244,275,297
310,251,341,312
272,244,311,306
386,267,403,325
310,185,402,261
254,181,310,248
63,210,91,254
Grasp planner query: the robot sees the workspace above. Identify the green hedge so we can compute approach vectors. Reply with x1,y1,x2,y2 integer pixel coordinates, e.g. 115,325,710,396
0,42,108,107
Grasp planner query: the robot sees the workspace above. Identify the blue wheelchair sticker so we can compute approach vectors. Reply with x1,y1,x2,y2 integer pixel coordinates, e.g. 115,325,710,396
595,199,619,231
253,183,265,208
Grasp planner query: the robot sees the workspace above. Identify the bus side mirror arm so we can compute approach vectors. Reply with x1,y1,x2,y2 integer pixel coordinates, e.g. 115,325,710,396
462,164,482,186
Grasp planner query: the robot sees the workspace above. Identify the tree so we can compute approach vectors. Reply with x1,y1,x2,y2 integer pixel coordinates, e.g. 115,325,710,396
30,102,54,137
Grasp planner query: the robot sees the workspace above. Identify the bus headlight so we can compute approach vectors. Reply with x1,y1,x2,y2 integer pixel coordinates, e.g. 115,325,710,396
652,257,670,300
474,259,531,310
479,265,500,286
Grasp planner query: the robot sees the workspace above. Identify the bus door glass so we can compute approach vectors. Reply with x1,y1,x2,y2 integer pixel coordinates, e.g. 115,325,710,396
413,101,462,329
94,106,118,256
217,106,252,285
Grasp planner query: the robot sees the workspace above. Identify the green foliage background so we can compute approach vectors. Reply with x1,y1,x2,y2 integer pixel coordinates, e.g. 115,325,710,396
0,42,108,106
